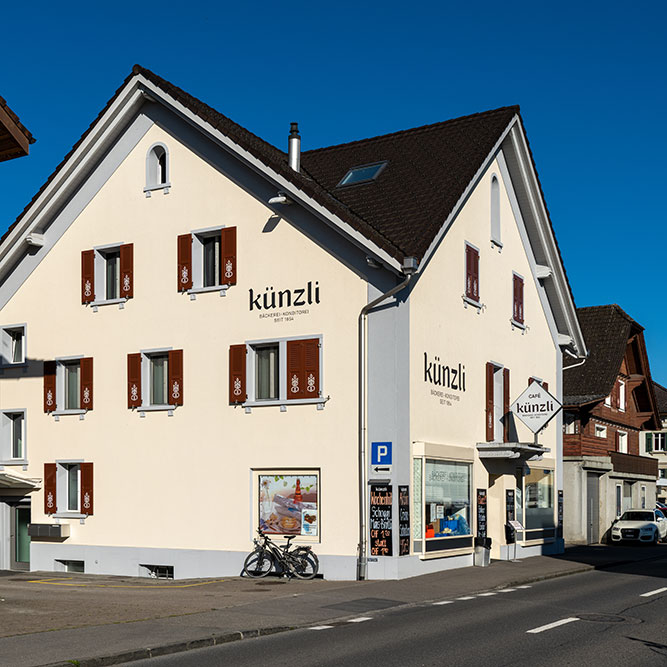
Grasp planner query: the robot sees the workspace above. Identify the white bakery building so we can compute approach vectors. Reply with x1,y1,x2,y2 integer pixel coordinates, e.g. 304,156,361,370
0,66,585,579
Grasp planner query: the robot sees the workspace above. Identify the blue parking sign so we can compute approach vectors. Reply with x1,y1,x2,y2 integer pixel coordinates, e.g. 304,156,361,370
371,441,392,465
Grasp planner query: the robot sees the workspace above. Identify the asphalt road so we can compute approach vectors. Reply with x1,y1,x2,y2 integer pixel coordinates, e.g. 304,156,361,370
125,555,667,666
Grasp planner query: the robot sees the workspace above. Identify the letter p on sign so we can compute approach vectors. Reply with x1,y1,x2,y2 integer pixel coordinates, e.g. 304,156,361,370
371,442,392,465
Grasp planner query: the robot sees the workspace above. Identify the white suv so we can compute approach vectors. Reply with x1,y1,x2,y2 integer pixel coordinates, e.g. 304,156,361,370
610,509,667,544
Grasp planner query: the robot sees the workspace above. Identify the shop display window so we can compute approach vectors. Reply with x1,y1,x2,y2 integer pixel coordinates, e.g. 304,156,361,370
423,459,471,539
258,473,319,537
524,468,554,529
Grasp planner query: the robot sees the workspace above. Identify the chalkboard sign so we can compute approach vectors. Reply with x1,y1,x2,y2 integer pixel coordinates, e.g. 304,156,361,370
398,485,410,556
505,489,515,523
370,484,393,557
557,490,563,537
476,488,487,538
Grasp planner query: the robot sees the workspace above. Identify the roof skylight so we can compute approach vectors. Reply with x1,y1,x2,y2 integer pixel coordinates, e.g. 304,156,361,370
337,161,387,187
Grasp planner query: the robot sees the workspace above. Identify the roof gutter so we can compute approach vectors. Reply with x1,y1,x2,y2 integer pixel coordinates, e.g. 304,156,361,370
357,256,418,581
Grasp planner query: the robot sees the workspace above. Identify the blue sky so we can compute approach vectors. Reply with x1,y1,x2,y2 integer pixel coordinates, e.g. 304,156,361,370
1,1,665,383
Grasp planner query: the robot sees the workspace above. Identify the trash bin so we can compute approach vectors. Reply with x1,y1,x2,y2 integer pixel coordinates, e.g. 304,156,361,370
474,536,492,567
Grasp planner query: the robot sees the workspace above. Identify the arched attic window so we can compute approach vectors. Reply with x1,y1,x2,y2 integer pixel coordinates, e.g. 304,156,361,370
144,143,170,197
490,175,501,247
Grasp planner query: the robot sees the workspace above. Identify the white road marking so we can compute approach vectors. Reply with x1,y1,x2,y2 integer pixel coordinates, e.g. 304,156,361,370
640,587,667,597
498,588,516,593
348,617,372,623
456,596,476,600
309,626,334,630
516,585,532,589
478,592,497,596
527,617,579,634
433,600,454,605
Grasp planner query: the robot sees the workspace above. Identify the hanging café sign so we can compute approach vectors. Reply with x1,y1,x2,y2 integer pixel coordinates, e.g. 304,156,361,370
510,383,561,433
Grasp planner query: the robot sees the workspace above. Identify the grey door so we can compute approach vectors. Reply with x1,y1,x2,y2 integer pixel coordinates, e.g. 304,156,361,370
10,503,30,571
586,474,599,544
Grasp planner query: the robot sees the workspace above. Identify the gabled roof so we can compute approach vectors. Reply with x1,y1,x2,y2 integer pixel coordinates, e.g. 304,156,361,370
563,305,647,405
0,66,586,356
0,95,34,162
653,382,667,416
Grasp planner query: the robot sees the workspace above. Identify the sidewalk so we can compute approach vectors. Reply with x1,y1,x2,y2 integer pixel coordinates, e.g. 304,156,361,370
0,544,664,667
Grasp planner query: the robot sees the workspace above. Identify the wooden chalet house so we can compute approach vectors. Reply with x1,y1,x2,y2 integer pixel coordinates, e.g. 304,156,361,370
562,305,660,544
641,382,667,503
0,96,34,163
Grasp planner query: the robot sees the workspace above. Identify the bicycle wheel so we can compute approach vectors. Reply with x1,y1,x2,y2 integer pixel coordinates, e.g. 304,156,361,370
292,550,319,580
243,549,274,578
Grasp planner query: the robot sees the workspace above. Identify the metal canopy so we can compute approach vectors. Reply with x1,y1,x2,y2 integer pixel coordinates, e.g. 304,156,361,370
0,471,41,489
476,441,550,461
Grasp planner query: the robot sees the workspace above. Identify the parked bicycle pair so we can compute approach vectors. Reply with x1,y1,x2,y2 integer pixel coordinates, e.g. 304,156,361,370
243,529,319,579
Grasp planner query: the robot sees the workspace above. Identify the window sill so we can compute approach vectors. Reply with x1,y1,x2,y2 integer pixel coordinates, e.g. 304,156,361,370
491,239,503,251
143,182,171,197
52,409,87,421
418,547,473,560
187,285,229,300
462,296,483,312
241,397,328,413
89,297,127,312
136,405,176,417
510,319,526,331
0,460,28,470
0,361,27,369
52,513,88,524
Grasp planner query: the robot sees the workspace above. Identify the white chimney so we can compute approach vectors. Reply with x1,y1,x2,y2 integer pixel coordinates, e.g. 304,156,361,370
288,122,300,172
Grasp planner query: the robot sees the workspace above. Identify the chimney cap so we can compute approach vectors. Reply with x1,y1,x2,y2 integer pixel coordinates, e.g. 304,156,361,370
290,122,300,137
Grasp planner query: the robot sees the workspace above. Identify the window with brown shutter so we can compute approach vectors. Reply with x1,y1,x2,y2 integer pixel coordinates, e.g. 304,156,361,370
221,226,237,286
80,357,94,411
229,344,247,404
127,353,142,408
44,463,57,514
80,462,94,516
303,339,320,398
485,362,494,441
81,250,95,304
513,274,524,324
177,234,193,291
120,243,134,298
44,360,57,413
503,367,510,443
465,244,479,302
168,349,183,406
287,340,306,399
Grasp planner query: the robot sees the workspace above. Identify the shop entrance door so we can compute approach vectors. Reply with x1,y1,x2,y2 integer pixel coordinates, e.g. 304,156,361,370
586,473,599,544
10,503,30,571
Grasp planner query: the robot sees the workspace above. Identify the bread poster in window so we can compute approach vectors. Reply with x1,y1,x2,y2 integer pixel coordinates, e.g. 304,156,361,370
259,474,318,536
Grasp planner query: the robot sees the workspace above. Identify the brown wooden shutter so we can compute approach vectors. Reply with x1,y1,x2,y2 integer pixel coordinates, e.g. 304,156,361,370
513,275,524,323
220,226,237,286
503,367,510,443
177,234,193,291
120,243,134,299
81,249,95,304
303,338,321,397
542,381,549,392
614,430,619,451
80,462,94,516
44,360,57,413
287,339,306,399
80,357,93,411
229,344,247,404
44,463,57,514
127,353,142,408
168,349,184,406
486,362,494,441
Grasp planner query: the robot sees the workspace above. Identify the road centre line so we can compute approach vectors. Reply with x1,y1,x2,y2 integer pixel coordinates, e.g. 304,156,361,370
498,589,516,593
348,617,372,623
640,587,667,597
456,596,476,600
309,626,334,630
527,618,579,634
478,592,497,596
516,585,532,589
433,601,454,605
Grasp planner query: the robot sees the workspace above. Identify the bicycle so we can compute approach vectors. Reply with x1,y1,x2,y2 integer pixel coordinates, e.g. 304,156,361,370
243,529,319,580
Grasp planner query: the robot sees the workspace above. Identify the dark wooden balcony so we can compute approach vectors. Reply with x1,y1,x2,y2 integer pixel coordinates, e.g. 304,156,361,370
609,451,658,477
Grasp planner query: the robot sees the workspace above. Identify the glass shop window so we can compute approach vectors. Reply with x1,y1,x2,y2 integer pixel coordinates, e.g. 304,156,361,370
424,459,471,539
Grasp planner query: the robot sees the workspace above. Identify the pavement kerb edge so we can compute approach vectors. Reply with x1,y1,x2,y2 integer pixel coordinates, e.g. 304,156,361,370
38,556,662,667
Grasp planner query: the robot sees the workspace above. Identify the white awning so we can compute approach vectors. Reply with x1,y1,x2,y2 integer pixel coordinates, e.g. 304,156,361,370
0,472,41,490
477,441,550,461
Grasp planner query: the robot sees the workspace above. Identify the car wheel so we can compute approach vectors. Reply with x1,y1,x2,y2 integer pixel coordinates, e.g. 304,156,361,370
652,532,659,546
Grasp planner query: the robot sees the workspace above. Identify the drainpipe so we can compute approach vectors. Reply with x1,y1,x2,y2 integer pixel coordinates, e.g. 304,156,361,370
357,256,418,581
563,347,588,371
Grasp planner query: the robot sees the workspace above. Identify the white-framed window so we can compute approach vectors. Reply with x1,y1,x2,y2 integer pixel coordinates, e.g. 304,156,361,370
45,356,94,417
178,227,237,296
604,394,611,407
594,424,607,439
193,227,225,290
617,430,628,454
490,174,501,247
0,410,26,463
641,485,647,509
563,411,578,434
144,142,170,196
234,336,323,408
59,462,81,513
81,244,133,308
654,433,667,451
0,324,26,366
615,484,622,517
148,353,169,406
257,470,319,538
619,380,626,412
659,469,667,479
127,348,183,413
45,460,93,518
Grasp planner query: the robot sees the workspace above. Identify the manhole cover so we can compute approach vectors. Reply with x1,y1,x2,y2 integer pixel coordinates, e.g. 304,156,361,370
577,613,626,623
323,597,405,612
